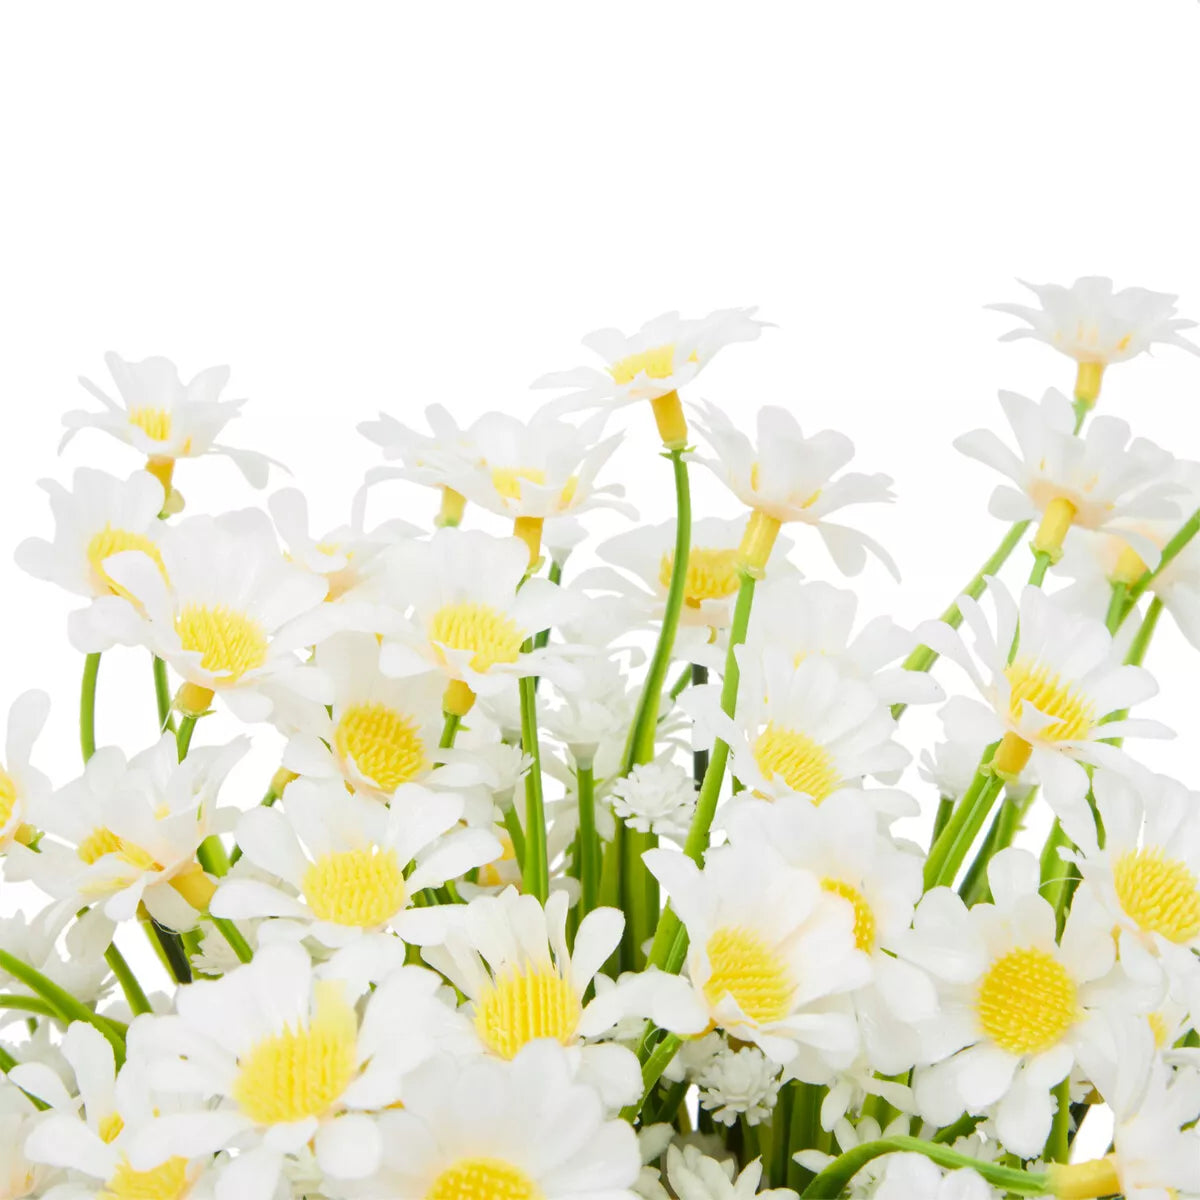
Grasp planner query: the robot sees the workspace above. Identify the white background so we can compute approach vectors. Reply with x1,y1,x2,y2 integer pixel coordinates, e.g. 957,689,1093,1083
1,0,1199,1144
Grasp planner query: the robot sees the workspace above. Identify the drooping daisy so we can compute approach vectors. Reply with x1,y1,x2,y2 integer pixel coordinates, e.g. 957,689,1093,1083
685,647,910,807
688,401,897,578
643,841,870,1066
211,777,500,949
124,943,469,1190
74,509,335,721
915,580,1167,835
954,389,1184,562
744,578,944,707
988,276,1200,406
910,848,1128,1157
377,527,585,716
64,352,278,489
534,307,767,448
7,734,246,930
338,1039,641,1199
0,690,50,852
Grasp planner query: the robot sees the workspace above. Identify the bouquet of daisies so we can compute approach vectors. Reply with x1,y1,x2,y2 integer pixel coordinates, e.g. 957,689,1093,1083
2,279,1200,1200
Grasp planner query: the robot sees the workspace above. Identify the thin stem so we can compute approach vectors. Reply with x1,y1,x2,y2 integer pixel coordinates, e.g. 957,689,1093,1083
1104,581,1128,634
502,805,527,871
153,655,177,734
0,994,57,1019
147,921,192,985
924,756,1004,891
691,662,709,783
930,796,954,850
958,795,1015,905
210,916,253,964
439,711,461,750
1125,595,1163,668
787,1082,822,1191
575,763,599,916
518,669,548,903
175,714,198,760
104,943,152,1016
666,663,693,703
1045,1077,1072,1163
80,651,101,761
1028,549,1053,587
1122,505,1200,615
619,1033,683,1123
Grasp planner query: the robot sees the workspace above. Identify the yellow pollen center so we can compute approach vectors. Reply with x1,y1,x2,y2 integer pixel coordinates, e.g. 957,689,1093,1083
659,546,742,607
1004,658,1095,741
232,982,358,1124
85,526,167,600
977,946,1078,1055
175,604,268,681
752,723,839,802
128,407,173,443
821,879,876,952
0,768,17,829
703,925,794,1024
609,343,679,385
303,848,407,928
334,702,428,792
1113,847,1200,944
491,466,546,500
77,827,161,873
426,1158,543,1200
100,1156,190,1200
429,602,523,673
473,962,583,1059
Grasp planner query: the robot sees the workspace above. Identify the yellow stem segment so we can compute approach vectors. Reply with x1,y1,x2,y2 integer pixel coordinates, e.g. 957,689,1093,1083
651,390,689,449
436,487,467,528
175,683,214,718
1046,1157,1121,1199
443,678,476,717
513,516,544,567
991,731,1032,780
737,509,782,576
170,862,217,911
1032,496,1077,562
1073,361,1105,410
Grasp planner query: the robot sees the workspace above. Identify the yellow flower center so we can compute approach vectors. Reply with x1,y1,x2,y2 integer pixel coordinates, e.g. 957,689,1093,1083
821,878,876,952
0,768,17,829
334,702,428,792
703,926,794,1024
128,407,173,443
1113,847,1200,944
232,982,358,1125
77,827,161,873
175,604,268,681
1004,658,1095,742
85,526,167,600
429,603,523,673
659,546,742,607
752,723,839,803
302,847,407,928
426,1158,543,1200
609,344,678,385
473,963,582,1059
976,947,1078,1055
99,1156,190,1200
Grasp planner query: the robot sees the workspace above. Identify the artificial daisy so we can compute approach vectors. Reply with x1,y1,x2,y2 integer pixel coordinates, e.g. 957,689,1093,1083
75,508,335,721
643,841,870,1067
540,651,640,769
915,580,1167,835
685,647,910,807
639,1143,796,1200
610,760,697,839
0,908,112,1017
870,1154,997,1200
919,697,1035,805
124,942,470,1190
0,1084,62,1199
954,389,1183,562
688,401,897,578
534,307,767,448
377,527,585,716
694,1044,783,1128
210,777,500,949
338,1039,641,1200
910,848,1128,1157
7,734,246,930
988,276,1200,407
0,690,50,852
743,577,944,707
64,352,277,490
15,468,168,608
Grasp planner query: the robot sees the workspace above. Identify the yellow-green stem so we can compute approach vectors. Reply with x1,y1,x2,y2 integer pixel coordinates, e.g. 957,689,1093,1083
80,652,101,762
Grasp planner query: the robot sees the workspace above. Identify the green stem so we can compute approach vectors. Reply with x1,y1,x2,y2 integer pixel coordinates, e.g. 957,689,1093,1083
1121,505,1200,617
153,655,177,734
104,943,152,1016
502,805,526,871
666,663,693,703
575,763,600,916
1028,549,1053,587
80,652,101,761
146,921,192,985
0,995,57,1019
959,791,1021,905
439,712,461,750
932,1113,981,1144
930,796,954,850
691,662,709,783
1104,581,1128,634
923,752,1003,890
175,714,198,760
209,916,253,964
1125,595,1163,668
518,669,548,903
786,1082,822,1191
1045,1077,1072,1163
799,1136,1050,1198
619,1032,682,1123
0,947,126,1064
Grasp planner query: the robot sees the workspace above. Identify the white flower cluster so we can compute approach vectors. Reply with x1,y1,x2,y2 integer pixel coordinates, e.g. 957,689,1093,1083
0,283,1199,1200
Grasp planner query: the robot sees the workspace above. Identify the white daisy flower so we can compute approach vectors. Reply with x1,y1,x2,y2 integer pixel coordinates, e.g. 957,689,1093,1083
540,652,640,768
9,734,246,931
377,527,585,716
744,578,944,708
416,887,704,1107
336,1039,641,1200
65,352,277,489
954,389,1184,562
0,690,50,851
0,908,112,1013
15,468,168,608
870,1154,997,1200
909,848,1128,1158
695,1044,782,1127
723,792,936,1076
915,580,1167,835
988,277,1200,406
610,761,697,839
688,402,897,578
74,509,334,722
210,777,500,949
685,647,910,807
648,1143,795,1200
644,841,870,1067
124,942,468,1190
919,697,1033,804
534,308,767,448
0,1084,63,1199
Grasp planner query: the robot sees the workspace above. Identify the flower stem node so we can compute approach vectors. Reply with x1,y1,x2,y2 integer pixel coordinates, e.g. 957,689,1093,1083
1074,361,1105,409
443,678,476,718
1046,1157,1121,1199
146,456,175,494
736,509,782,576
651,390,689,449
170,861,217,912
1110,542,1149,586
513,516,545,568
990,730,1032,781
436,487,467,528
1032,496,1077,562
270,766,299,795
174,682,214,718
